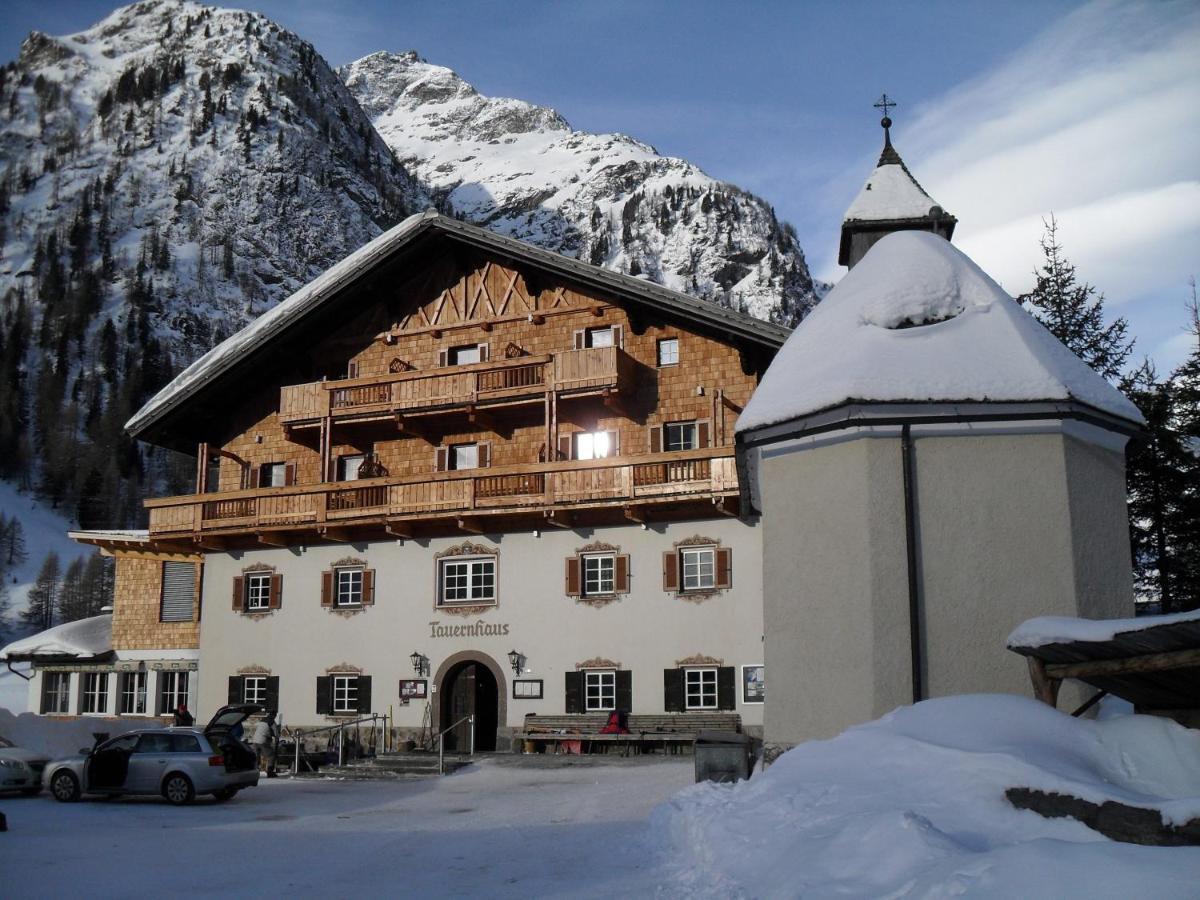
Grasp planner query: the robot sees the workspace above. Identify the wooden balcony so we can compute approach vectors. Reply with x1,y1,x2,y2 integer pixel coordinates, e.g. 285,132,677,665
279,346,637,425
145,448,739,543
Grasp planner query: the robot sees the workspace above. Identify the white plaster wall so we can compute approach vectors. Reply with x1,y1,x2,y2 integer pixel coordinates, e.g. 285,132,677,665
196,519,764,733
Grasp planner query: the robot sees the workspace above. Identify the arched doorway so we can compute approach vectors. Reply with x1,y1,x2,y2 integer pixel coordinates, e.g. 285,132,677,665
437,656,501,752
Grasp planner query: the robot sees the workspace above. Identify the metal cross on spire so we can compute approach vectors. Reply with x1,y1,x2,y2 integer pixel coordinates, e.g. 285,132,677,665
874,93,896,120
873,93,897,148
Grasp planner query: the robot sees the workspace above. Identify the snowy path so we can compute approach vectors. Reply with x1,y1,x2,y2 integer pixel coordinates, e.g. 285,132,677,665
0,756,692,898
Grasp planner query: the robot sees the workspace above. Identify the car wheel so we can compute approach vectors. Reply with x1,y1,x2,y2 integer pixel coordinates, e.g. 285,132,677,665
50,770,80,803
162,772,195,806
212,787,238,802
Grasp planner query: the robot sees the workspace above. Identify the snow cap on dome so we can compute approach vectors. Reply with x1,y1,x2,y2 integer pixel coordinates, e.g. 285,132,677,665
738,231,1145,433
843,152,941,223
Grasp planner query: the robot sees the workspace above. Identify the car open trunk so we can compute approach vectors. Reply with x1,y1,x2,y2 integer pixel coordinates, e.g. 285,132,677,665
205,704,263,773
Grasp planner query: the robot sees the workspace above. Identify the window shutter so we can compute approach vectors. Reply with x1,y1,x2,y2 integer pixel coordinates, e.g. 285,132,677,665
320,571,333,607
357,676,373,713
362,569,375,605
717,667,736,710
715,547,732,589
558,434,572,460
265,676,280,712
615,670,632,711
269,573,283,609
435,447,448,472
284,463,296,486
573,330,584,350
232,575,245,612
477,343,490,362
612,324,624,348
315,676,332,715
649,426,662,454
697,420,710,449
564,671,583,713
565,557,581,596
478,442,491,468
664,668,684,712
438,349,448,367
606,430,619,457
614,555,630,593
228,676,241,706
161,562,196,623
662,550,679,592
256,465,267,488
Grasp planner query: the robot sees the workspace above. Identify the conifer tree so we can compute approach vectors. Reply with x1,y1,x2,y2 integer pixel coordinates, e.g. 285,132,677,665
56,556,88,623
2,515,27,567
22,551,61,632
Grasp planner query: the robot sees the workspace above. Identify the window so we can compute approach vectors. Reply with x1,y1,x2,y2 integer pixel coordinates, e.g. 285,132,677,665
243,675,267,706
258,462,289,488
681,547,716,591
245,573,272,611
450,443,478,471
136,732,172,754
664,421,698,452
337,454,365,481
575,431,612,460
657,337,679,367
171,734,202,753
582,554,615,597
586,326,614,348
41,672,71,715
160,562,196,623
448,344,481,365
332,675,359,714
205,459,221,492
334,567,364,606
584,670,615,711
685,668,718,709
119,671,147,715
439,557,496,605
158,671,190,715
81,672,109,715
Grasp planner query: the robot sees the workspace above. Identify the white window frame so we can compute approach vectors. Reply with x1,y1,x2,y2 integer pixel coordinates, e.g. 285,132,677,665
438,556,497,605
332,674,359,714
575,431,612,461
159,671,190,716
585,326,615,348
81,672,110,715
260,462,286,487
685,667,718,710
657,337,679,367
119,671,147,716
245,572,272,611
334,567,364,607
43,671,71,715
584,669,616,711
582,553,615,597
449,344,481,366
449,443,479,471
664,421,698,452
243,675,267,706
338,454,365,481
681,546,716,591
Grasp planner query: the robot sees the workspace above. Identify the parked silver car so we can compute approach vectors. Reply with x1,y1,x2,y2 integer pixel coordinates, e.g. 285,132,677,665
0,735,50,795
43,705,262,805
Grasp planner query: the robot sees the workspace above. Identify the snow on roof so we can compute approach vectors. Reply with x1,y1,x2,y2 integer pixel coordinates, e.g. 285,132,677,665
843,155,940,223
737,231,1145,433
68,529,150,543
1008,609,1200,649
0,614,112,661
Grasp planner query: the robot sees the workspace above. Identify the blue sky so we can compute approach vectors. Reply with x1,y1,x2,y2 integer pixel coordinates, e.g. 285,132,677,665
3,0,1197,370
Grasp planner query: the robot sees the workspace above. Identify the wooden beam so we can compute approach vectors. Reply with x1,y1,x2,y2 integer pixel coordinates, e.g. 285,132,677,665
591,305,604,317
385,520,414,540
1045,648,1200,681
712,496,738,517
256,532,291,548
1026,657,1062,708
467,405,497,431
193,536,227,551
531,314,545,326
622,505,647,524
543,510,572,529
601,389,628,418
720,394,744,413
320,526,353,543
457,517,486,535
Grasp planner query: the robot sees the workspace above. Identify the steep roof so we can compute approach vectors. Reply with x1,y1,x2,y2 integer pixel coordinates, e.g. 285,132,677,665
127,210,790,449
0,614,113,662
842,142,943,223
737,231,1145,434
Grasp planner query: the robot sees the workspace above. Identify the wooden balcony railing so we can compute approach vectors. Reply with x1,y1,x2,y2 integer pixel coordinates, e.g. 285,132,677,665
279,346,634,424
146,449,737,536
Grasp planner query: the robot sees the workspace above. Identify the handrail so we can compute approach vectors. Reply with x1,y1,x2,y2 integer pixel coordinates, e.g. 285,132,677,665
436,714,475,775
285,714,385,773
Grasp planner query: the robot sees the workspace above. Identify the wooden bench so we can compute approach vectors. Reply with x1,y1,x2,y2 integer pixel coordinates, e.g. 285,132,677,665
522,713,742,755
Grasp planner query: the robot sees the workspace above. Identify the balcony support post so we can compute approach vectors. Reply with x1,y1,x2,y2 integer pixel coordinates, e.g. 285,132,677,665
320,415,333,483
385,520,414,540
257,531,290,548
466,404,497,433
193,535,226,551
320,526,353,543
544,510,572,529
457,517,485,535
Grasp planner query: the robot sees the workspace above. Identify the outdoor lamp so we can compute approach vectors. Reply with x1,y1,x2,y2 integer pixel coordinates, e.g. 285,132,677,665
507,650,523,675
410,651,428,676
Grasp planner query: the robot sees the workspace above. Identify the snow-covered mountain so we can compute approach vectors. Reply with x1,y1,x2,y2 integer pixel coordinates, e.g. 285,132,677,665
342,51,818,325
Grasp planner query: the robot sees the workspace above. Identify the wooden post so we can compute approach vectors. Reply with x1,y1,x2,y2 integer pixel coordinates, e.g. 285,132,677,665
196,442,209,493
1026,657,1062,708
320,415,333,483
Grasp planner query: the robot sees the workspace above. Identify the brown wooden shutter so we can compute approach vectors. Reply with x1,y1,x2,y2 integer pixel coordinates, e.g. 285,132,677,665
315,676,332,715
265,676,280,712
438,349,448,367
573,330,585,350
606,430,619,457
477,343,490,362
663,668,684,712
347,361,359,378
615,670,632,711
612,324,624,348
565,557,581,596
357,675,372,713
558,434,572,460
717,667,736,710
649,426,662,454
697,420,710,449
662,550,679,592
284,463,296,486
715,547,732,589
362,569,375,605
232,576,245,612
320,571,333,607
228,676,241,705
269,573,283,609
564,671,583,713
478,442,491,468
435,447,448,472
614,555,630,593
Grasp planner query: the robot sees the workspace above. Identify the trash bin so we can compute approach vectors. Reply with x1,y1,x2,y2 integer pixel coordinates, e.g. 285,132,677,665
694,731,754,783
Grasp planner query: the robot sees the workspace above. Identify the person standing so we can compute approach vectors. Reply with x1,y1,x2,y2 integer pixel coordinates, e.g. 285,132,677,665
173,702,194,727
252,711,278,777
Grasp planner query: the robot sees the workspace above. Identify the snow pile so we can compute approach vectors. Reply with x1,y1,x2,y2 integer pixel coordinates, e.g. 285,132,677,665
844,157,940,222
0,613,111,660
0,706,162,758
1009,609,1200,648
738,231,1145,431
652,695,1200,897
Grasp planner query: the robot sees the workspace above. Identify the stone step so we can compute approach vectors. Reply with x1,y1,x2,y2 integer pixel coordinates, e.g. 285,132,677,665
304,754,474,780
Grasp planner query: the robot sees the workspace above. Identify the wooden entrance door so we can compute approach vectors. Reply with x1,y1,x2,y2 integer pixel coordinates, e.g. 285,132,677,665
440,661,499,752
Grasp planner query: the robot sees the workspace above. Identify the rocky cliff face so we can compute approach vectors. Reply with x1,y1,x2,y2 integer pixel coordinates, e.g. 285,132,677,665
342,51,818,325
